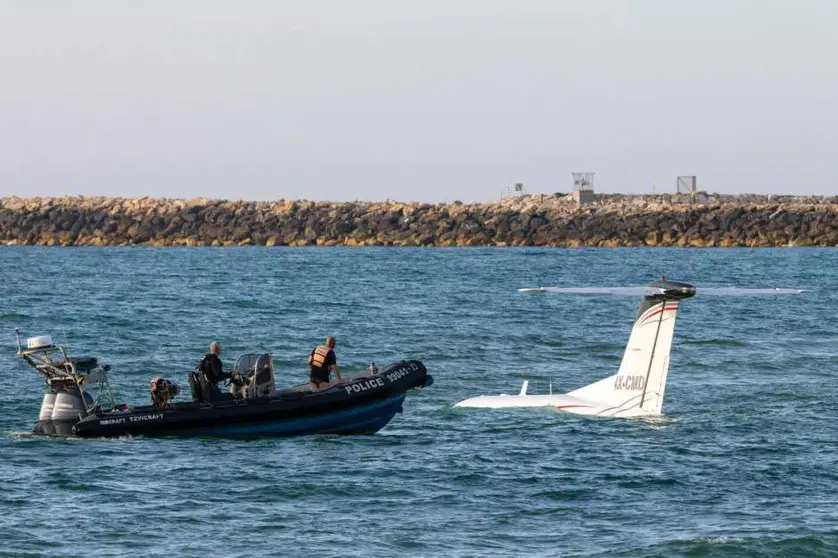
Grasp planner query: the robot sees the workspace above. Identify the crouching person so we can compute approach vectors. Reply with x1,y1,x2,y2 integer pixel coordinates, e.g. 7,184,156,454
150,376,179,409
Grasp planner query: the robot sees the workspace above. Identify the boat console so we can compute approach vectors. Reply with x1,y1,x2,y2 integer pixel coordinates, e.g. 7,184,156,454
231,353,276,399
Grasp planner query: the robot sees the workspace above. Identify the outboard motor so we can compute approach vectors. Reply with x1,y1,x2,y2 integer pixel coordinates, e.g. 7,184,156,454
50,382,94,436
39,393,56,421
38,393,57,435
52,390,93,421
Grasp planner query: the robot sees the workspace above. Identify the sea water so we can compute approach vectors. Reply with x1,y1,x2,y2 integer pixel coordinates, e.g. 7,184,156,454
1,247,836,557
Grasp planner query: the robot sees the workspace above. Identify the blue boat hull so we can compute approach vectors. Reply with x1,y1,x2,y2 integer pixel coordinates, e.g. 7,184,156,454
186,394,407,437
66,360,431,438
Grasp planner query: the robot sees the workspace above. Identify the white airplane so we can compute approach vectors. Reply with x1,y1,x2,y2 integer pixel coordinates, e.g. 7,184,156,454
455,278,803,418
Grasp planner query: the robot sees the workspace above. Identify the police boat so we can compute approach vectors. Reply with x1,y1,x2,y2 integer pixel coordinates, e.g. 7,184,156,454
15,329,433,438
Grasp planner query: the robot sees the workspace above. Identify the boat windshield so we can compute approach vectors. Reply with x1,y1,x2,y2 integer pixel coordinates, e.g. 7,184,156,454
232,353,273,377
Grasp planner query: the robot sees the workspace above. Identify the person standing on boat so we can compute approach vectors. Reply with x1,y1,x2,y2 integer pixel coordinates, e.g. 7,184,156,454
308,336,342,390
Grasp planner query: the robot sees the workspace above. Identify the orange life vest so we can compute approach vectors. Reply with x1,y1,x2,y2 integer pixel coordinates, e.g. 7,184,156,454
310,345,331,369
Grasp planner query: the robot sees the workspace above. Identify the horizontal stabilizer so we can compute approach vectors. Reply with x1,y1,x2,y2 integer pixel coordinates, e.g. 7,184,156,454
692,287,804,296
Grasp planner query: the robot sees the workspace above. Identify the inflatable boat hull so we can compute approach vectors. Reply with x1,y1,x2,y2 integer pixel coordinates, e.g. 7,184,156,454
37,360,431,438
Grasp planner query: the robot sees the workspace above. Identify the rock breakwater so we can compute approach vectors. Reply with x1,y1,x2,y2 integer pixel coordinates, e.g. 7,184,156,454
2,195,838,247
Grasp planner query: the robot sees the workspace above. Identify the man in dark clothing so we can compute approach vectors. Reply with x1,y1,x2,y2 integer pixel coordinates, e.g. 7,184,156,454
308,336,342,390
197,341,229,401
202,342,226,383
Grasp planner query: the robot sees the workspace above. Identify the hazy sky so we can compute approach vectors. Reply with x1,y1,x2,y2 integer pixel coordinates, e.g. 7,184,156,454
1,1,836,202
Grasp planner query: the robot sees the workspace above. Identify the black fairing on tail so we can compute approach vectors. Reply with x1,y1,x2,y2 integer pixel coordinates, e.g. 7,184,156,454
635,280,696,319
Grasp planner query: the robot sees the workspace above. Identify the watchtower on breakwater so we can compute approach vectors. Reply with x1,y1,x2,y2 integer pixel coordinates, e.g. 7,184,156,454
502,183,527,199
571,172,595,205
676,175,697,203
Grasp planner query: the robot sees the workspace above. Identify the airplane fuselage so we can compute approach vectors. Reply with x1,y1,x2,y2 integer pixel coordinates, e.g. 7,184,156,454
454,391,659,418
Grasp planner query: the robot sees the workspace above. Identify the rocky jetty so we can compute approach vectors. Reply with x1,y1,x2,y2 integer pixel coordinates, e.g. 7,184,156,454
1,194,838,247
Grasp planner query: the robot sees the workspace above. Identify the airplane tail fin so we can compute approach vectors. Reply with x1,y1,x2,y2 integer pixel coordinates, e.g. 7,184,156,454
568,282,691,416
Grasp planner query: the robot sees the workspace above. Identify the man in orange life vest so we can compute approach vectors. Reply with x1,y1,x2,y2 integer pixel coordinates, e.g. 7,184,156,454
308,336,342,389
